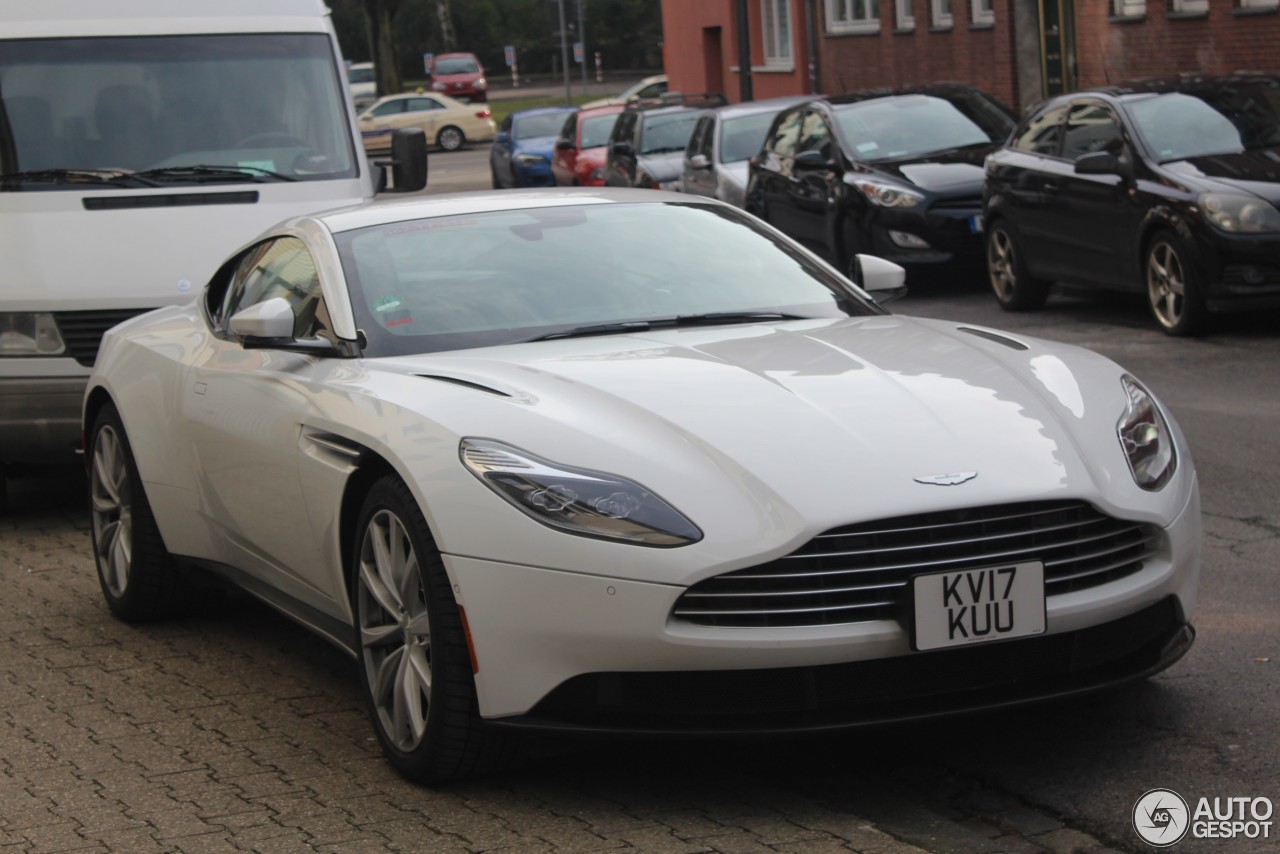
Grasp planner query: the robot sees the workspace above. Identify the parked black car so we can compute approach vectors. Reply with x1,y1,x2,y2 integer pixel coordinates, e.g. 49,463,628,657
984,74,1280,336
745,85,1016,279
604,94,725,190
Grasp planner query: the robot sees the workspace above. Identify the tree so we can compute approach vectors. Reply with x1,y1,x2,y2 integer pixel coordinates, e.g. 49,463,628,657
363,0,404,96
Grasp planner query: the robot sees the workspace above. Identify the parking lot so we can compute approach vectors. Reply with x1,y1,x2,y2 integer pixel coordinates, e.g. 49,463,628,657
5,204,1279,854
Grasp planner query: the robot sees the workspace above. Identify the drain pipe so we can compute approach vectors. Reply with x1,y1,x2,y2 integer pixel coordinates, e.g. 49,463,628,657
806,0,821,94
736,0,753,102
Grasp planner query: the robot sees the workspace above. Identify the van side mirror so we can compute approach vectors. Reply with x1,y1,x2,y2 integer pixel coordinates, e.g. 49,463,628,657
376,128,428,193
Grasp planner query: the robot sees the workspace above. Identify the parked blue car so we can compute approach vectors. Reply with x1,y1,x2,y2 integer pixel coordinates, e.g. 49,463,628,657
490,106,577,188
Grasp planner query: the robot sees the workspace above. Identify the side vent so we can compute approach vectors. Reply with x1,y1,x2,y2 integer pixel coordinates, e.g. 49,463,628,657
957,326,1029,351
417,374,512,397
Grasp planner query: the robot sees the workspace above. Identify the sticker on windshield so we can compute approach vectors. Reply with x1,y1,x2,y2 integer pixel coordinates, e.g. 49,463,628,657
855,142,879,154
374,296,403,312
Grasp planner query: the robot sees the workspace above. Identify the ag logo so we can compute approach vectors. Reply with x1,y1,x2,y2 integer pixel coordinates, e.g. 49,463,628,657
1134,788,1190,847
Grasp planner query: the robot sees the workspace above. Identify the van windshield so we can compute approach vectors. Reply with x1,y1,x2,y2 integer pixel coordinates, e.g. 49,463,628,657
0,33,358,189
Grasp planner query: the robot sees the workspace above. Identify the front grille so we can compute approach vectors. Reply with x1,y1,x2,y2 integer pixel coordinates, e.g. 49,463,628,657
674,501,1159,628
54,309,148,366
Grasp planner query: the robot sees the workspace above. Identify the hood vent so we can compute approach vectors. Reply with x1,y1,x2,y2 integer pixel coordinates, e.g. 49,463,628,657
417,374,512,397
957,326,1028,351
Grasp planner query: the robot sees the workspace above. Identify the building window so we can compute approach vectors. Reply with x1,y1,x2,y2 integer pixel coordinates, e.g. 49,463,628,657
1113,0,1146,15
1237,0,1275,7
763,0,794,64
971,0,994,25
932,0,953,27
1170,0,1207,11
827,0,881,34
896,0,916,29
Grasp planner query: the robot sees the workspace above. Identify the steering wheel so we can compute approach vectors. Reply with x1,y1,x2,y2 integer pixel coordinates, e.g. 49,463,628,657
237,133,307,148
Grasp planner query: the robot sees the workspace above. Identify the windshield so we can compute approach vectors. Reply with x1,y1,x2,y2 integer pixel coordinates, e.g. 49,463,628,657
720,112,777,164
514,112,568,140
834,94,1009,162
1127,87,1280,162
640,112,701,155
348,66,374,85
434,57,480,75
336,202,873,357
580,113,619,149
0,34,357,187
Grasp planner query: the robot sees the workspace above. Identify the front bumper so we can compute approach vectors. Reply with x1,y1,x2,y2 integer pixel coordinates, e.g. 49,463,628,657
0,375,87,464
513,163,555,188
862,202,986,269
447,482,1201,726
1194,228,1280,312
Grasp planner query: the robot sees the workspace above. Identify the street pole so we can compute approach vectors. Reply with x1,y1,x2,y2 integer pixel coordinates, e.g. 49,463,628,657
577,0,587,87
557,0,571,105
735,0,753,102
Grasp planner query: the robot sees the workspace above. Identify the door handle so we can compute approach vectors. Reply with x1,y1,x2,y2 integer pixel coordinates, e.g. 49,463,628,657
1043,182,1061,194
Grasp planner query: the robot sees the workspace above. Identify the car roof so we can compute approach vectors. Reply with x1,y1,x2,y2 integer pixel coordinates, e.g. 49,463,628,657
512,106,578,119
713,95,814,119
435,51,479,59
822,82,994,110
577,104,626,119
304,188,722,235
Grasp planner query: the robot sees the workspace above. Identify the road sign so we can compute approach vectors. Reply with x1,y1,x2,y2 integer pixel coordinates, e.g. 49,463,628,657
504,45,516,67
422,52,434,74
573,42,584,64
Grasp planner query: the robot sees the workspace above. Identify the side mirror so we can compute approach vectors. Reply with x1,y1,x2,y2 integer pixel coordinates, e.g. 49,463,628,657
556,139,574,150
688,153,711,170
495,130,510,144
794,149,835,171
850,254,908,304
230,297,294,340
1074,150,1130,178
611,140,635,157
380,127,427,192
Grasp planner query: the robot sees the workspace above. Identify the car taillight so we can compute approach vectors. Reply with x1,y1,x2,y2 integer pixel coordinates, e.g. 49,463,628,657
475,108,491,119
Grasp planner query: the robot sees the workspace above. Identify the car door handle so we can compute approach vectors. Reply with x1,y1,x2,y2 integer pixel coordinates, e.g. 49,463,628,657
1043,182,1061,194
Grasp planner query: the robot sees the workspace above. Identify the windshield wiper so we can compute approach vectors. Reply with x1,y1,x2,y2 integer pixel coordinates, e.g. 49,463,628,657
133,164,296,183
0,168,159,187
529,312,809,342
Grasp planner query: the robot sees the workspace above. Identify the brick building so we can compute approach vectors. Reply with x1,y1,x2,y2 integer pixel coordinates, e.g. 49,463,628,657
659,0,1280,112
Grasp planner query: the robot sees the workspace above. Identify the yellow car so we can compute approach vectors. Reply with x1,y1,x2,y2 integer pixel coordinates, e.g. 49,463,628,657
358,92,496,152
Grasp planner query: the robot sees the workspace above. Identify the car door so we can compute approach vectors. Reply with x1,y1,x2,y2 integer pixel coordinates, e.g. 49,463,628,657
182,236,342,609
360,97,408,149
749,107,805,236
790,109,840,257
1049,101,1137,288
553,111,577,185
403,96,447,144
605,110,639,186
985,103,1069,278
682,114,717,197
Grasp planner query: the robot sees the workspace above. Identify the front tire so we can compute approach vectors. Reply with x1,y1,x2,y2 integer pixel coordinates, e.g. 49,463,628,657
987,219,1049,311
89,403,192,621
352,476,515,782
437,126,465,152
1146,229,1207,336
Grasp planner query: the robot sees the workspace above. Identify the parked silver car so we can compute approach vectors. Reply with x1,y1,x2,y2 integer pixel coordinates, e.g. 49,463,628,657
681,96,812,207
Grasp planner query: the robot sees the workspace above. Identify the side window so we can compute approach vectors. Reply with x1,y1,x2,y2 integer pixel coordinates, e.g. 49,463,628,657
798,111,833,159
768,109,805,158
1061,103,1125,160
559,113,577,146
1012,105,1068,157
221,237,330,340
407,97,445,112
370,99,406,118
687,116,711,158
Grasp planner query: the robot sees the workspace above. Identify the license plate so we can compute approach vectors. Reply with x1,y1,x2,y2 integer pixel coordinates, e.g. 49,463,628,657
912,562,1045,651
969,214,984,233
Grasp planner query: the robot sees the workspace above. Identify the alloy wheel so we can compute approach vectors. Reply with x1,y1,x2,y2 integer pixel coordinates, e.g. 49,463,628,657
356,508,433,753
438,127,463,151
988,227,1017,302
90,425,133,597
1147,240,1186,329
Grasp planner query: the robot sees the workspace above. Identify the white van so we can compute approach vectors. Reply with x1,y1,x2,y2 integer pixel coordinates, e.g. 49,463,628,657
0,0,421,501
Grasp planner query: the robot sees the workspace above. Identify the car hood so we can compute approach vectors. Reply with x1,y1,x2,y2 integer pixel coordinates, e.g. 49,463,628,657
369,315,1189,582
1165,149,1280,204
861,145,996,195
636,151,685,182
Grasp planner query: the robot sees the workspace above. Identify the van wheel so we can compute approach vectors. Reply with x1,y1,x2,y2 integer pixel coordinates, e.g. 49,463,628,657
987,219,1049,311
1146,230,1207,336
437,126,465,152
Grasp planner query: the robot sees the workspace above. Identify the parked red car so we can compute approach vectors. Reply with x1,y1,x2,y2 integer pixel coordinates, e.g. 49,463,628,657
552,104,624,186
429,52,487,102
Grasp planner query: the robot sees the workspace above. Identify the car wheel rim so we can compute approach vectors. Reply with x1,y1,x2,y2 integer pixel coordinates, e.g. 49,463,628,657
357,508,432,753
1148,241,1185,328
440,129,461,150
90,425,133,597
988,229,1016,300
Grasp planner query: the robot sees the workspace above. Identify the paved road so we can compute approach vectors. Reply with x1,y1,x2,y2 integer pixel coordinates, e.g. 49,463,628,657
3,166,1279,852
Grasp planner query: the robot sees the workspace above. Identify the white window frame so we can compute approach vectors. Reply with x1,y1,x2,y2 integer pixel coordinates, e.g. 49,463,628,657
762,0,794,67
1238,0,1278,8
971,0,994,25
1171,0,1207,11
826,0,881,35
931,0,954,28
1113,0,1146,16
896,0,916,29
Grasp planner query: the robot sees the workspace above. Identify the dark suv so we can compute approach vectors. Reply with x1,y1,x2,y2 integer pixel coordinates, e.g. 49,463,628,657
983,74,1280,335
604,94,725,190
745,85,1015,280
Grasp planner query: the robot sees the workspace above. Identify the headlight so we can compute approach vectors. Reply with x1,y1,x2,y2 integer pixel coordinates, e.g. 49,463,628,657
0,313,65,356
1117,376,1177,490
460,438,702,546
515,153,548,166
475,77,487,89
849,178,925,209
1198,193,1280,233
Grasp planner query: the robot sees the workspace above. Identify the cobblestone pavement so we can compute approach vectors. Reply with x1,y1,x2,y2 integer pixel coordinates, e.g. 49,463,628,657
2,471,1134,854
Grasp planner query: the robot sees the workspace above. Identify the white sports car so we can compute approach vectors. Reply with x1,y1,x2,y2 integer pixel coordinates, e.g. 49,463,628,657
84,189,1201,782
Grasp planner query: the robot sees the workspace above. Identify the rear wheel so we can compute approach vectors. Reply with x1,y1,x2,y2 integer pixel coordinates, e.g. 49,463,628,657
437,126,465,152
987,219,1049,311
1146,230,1207,336
89,403,193,621
352,476,516,781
